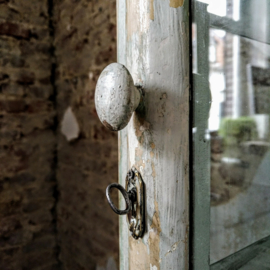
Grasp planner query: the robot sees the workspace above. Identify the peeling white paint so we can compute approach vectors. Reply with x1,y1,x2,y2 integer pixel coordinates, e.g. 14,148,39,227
119,0,190,268
61,107,79,141
165,240,181,257
128,114,139,166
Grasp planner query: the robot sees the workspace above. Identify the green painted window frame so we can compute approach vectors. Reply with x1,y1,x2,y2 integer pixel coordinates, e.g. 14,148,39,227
191,1,270,269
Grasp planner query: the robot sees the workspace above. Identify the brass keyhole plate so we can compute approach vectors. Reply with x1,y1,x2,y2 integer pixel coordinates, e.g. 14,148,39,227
125,167,145,239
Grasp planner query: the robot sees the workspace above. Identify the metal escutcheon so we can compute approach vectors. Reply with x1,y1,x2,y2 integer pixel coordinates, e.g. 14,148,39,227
106,167,145,239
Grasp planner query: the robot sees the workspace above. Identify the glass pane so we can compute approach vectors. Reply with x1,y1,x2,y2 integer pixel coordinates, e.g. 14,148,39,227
193,0,270,266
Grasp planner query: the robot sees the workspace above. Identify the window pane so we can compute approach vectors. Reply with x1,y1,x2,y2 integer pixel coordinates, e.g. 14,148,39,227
193,0,270,266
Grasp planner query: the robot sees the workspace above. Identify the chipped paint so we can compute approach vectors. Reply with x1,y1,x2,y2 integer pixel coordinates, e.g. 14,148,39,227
129,238,150,270
151,162,156,178
148,201,161,270
126,0,150,40
169,0,184,8
118,0,190,268
165,241,181,257
150,0,154,20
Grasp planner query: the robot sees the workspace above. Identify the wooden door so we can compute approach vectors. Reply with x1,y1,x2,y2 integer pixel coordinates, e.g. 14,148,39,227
117,0,190,269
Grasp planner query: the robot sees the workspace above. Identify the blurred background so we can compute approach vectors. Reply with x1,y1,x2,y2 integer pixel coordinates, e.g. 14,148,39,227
193,0,270,265
0,0,119,269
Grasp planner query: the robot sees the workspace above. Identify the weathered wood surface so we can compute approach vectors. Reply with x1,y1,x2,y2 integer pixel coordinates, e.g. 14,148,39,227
117,0,190,269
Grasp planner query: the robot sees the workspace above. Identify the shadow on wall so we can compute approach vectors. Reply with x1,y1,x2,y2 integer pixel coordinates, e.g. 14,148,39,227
54,0,119,269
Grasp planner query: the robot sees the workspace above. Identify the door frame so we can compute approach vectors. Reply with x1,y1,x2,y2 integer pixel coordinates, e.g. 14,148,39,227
117,0,190,269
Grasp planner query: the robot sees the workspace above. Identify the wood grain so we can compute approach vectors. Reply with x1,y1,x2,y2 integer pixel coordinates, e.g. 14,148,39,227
118,0,190,269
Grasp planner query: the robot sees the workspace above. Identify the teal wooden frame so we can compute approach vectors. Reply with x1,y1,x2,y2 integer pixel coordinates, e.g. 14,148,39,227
191,1,210,269
192,0,270,269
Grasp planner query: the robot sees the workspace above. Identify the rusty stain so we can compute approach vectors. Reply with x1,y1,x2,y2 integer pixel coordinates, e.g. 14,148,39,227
148,200,161,270
150,0,154,20
150,151,155,158
150,142,155,149
169,0,184,8
151,163,156,178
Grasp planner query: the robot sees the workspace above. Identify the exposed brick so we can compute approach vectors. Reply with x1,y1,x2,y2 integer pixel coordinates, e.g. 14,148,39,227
0,83,25,96
0,54,26,68
0,72,9,81
22,199,54,213
19,40,51,56
5,173,35,185
0,197,23,218
22,235,56,253
39,76,51,85
0,0,118,269
27,100,53,113
15,70,35,85
55,0,118,266
0,247,22,270
22,250,57,270
0,217,23,248
27,209,54,225
0,99,26,113
41,263,61,270
28,85,53,99
0,22,30,39
0,0,58,269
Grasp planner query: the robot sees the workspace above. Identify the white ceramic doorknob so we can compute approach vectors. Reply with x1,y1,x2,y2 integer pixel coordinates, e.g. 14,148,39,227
95,63,142,131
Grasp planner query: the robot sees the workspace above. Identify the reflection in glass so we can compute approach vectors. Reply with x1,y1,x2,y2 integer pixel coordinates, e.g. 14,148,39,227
193,0,270,266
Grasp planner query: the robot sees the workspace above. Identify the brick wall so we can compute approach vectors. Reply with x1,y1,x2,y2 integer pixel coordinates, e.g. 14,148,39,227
53,0,119,269
0,1,59,269
0,0,118,269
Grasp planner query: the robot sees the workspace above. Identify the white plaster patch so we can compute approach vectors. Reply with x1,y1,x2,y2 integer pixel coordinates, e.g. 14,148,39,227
150,264,158,270
61,107,79,141
89,71,94,79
